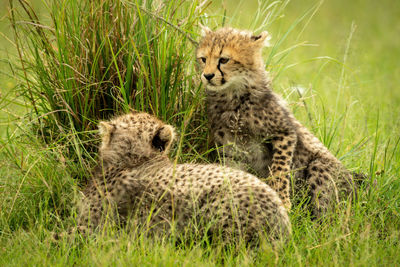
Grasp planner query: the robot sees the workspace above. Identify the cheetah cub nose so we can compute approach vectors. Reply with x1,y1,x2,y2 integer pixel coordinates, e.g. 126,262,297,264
204,73,215,81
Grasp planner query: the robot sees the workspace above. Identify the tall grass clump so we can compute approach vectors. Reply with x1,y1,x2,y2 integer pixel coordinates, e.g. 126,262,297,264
10,0,209,172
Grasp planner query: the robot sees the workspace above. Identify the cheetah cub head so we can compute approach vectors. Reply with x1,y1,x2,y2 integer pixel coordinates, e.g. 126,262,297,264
98,111,175,167
196,26,271,91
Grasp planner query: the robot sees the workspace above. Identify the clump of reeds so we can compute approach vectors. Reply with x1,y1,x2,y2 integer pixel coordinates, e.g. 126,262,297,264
10,0,209,170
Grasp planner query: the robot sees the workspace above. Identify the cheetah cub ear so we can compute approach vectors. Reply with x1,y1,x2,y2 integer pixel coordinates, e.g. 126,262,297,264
98,121,115,146
151,125,175,153
199,23,212,37
251,31,271,47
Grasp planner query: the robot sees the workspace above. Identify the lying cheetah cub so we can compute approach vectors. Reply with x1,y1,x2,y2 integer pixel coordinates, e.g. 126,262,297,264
196,26,356,217
76,111,291,243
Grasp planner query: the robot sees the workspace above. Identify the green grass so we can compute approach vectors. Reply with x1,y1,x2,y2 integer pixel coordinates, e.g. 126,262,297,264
1,0,400,266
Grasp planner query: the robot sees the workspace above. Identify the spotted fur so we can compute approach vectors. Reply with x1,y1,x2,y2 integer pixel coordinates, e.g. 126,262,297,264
196,27,356,217
75,111,291,243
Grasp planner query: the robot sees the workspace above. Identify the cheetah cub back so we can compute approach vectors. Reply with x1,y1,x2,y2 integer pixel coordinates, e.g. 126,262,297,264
76,111,291,243
196,26,356,218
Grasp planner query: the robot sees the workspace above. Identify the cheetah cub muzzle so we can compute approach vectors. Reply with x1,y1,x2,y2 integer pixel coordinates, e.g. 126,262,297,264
196,26,357,218
75,111,291,244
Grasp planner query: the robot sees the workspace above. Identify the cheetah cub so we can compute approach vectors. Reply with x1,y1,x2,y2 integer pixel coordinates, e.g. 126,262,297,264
76,111,291,243
196,26,356,217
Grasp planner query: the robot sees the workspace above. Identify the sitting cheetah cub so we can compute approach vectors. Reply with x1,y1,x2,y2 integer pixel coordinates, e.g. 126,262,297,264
196,26,356,217
76,111,291,243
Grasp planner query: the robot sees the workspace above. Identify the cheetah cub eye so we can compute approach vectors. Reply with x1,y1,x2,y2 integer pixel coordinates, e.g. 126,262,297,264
219,57,229,64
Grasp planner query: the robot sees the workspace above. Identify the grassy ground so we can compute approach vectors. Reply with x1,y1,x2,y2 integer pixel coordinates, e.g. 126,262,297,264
1,0,399,266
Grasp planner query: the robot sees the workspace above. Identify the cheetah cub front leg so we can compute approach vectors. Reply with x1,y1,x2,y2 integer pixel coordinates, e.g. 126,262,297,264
269,130,297,210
